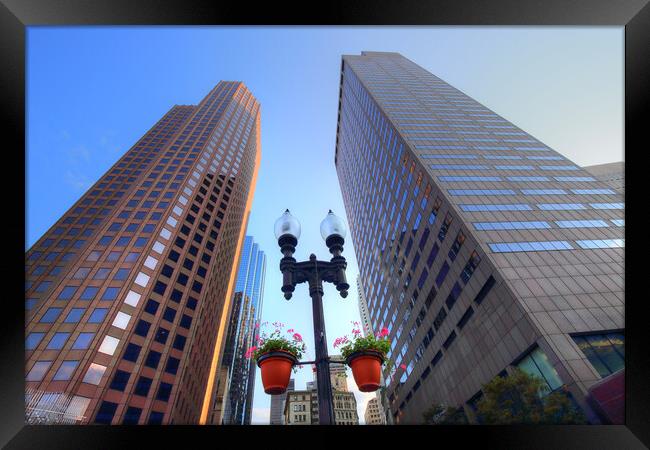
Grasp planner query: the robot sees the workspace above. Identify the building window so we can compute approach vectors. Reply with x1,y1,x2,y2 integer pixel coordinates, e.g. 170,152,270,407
64,308,85,323
123,343,142,362
134,320,151,337
144,299,160,315
134,376,153,397
72,332,95,349
144,350,162,369
102,287,120,300
53,360,79,381
435,262,450,288
154,327,169,344
82,363,107,385
172,334,186,351
40,307,62,323
156,382,173,402
438,213,453,242
27,360,52,381
123,407,142,425
575,239,624,250
88,308,108,323
148,411,164,425
516,347,563,393
572,332,624,378
80,287,99,300
448,231,465,261
110,370,131,391
26,332,45,350
58,286,78,300
163,307,177,323
95,401,118,424
165,357,180,375
46,332,70,350
488,241,573,253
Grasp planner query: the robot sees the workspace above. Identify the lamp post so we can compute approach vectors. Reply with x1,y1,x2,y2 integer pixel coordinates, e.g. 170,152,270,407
273,209,350,425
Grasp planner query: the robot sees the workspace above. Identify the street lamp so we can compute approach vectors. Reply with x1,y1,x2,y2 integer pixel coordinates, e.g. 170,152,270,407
274,209,350,425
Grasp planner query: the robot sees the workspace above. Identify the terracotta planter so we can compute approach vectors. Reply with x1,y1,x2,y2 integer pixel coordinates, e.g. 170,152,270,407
345,350,385,392
257,350,298,395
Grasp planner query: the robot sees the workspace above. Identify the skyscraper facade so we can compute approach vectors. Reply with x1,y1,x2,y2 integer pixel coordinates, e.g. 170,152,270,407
335,52,624,424
25,81,262,425
270,378,294,425
212,235,266,424
356,275,373,337
583,162,624,195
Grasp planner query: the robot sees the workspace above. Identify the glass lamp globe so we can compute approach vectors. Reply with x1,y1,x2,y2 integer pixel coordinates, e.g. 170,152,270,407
320,210,347,241
274,209,301,240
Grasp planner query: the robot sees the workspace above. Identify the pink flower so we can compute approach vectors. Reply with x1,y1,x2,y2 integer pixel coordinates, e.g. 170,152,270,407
293,333,303,342
333,336,349,348
352,328,361,336
378,327,389,338
400,364,407,371
287,328,294,334
245,346,257,359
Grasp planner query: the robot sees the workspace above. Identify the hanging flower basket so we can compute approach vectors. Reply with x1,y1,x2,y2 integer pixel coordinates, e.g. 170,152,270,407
334,322,391,393
247,321,306,395
257,350,298,394
345,350,385,392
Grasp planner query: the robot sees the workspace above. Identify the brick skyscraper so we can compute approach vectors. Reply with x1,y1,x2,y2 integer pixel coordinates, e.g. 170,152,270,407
335,52,624,424
25,81,261,425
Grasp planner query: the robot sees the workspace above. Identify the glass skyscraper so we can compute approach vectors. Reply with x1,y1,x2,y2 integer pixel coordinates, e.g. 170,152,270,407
25,81,262,425
213,235,266,424
356,275,373,337
335,52,624,424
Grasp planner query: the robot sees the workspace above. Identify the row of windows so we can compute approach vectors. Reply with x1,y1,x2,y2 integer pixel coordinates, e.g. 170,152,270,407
450,188,616,196
95,400,164,424
432,163,583,171
473,219,615,231
488,238,624,253
459,202,624,212
438,174,598,182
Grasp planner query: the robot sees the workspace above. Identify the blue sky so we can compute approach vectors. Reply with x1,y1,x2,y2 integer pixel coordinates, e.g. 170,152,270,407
26,26,623,424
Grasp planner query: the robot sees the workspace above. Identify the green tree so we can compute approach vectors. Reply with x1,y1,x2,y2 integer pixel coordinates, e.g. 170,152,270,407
423,404,468,424
475,368,587,424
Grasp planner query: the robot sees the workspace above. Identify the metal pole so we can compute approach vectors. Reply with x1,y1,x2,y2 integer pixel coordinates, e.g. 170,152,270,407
307,255,335,425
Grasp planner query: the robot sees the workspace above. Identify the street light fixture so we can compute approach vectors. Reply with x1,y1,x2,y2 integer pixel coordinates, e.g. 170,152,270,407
273,209,350,425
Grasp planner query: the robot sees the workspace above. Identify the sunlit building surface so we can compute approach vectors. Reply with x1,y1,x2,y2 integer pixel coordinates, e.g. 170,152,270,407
335,52,624,424
25,81,261,424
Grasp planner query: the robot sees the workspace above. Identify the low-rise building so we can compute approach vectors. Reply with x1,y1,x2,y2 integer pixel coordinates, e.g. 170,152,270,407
283,390,314,425
365,397,386,425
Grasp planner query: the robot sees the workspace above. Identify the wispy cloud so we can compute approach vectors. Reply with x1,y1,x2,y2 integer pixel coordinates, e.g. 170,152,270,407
66,144,91,165
64,169,91,191
58,129,71,141
99,130,120,152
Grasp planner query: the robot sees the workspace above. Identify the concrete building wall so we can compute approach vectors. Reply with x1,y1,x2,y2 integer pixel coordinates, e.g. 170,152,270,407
335,52,624,424
583,162,624,195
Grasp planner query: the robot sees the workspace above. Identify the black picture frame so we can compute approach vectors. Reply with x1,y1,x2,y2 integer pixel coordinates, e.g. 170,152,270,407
1,1,648,448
